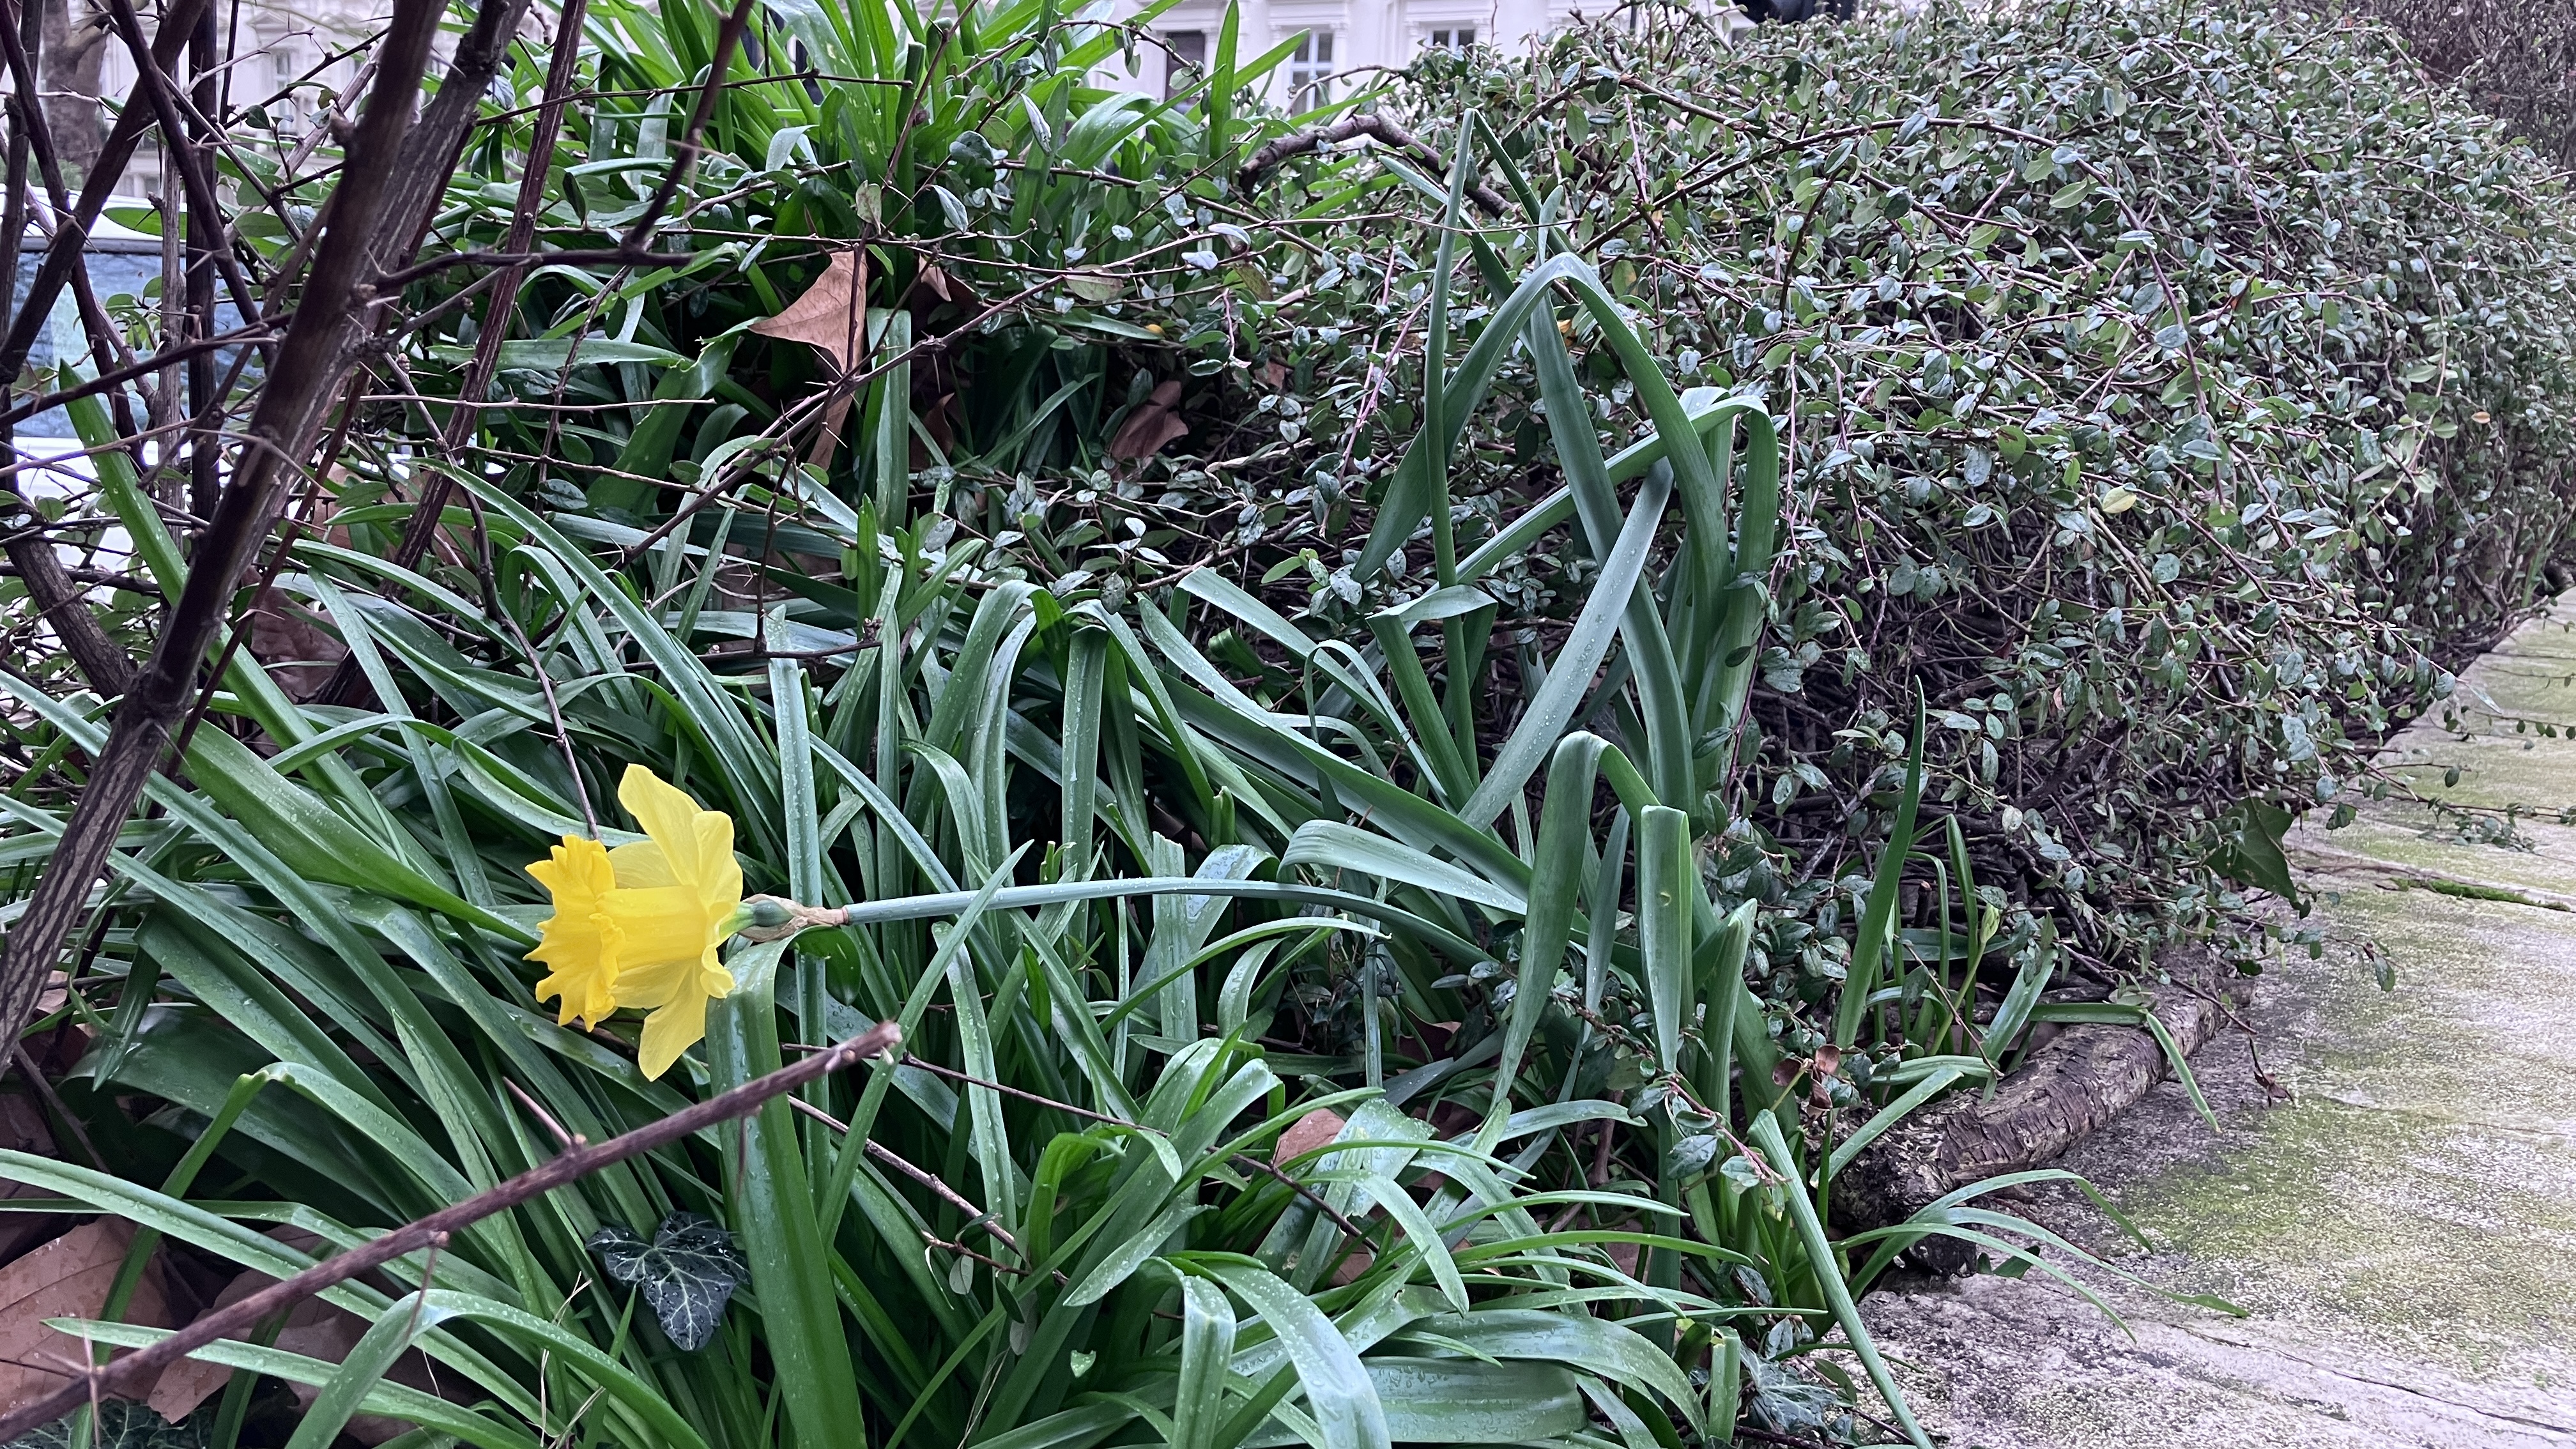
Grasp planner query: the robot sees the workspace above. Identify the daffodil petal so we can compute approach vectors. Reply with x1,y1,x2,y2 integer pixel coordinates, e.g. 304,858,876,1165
599,885,710,979
636,985,714,1080
620,765,717,887
692,813,743,911
606,839,678,889
610,947,704,1011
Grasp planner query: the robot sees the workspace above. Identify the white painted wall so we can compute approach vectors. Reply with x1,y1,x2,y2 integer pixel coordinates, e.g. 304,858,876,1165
71,0,429,205
1092,0,1731,107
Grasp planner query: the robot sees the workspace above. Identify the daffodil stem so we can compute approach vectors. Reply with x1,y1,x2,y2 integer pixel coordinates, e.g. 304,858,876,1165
0,1018,901,1445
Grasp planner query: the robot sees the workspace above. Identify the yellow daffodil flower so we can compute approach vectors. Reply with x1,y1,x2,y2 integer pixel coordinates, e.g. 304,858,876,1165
526,836,625,1029
526,765,745,1079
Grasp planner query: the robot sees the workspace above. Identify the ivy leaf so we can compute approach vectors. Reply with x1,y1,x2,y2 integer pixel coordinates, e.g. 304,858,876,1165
1669,1133,1720,1179
590,1213,750,1351
1743,1351,1846,1434
2209,799,2299,902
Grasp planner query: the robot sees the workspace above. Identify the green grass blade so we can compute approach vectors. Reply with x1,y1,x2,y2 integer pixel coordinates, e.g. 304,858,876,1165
705,941,869,1449
1458,468,1673,829
282,1295,449,1449
1834,693,1926,1050
1637,806,1694,1072
1193,1258,1390,1449
1172,1275,1239,1449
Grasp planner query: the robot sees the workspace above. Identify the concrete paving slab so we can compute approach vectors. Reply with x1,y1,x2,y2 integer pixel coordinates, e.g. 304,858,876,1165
1858,601,2576,1448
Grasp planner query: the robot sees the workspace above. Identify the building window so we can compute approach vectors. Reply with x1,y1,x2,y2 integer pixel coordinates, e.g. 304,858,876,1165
1287,29,1335,109
268,44,300,124
1163,29,1206,100
1425,26,1475,53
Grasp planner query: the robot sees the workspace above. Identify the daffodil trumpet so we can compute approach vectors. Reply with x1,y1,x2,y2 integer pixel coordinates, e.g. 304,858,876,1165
525,765,853,1080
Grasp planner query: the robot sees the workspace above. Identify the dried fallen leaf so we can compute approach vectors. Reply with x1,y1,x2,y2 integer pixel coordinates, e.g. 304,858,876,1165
23,972,66,1027
0,1220,169,1413
0,1097,63,1268
148,1230,440,1444
1108,379,1188,463
249,590,351,703
909,263,960,307
749,251,868,371
1272,1107,1346,1169
1603,1238,1641,1278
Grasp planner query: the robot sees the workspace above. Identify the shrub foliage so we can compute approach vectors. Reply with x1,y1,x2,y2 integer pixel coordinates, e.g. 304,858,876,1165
1199,0,2576,988
1,2,2574,1448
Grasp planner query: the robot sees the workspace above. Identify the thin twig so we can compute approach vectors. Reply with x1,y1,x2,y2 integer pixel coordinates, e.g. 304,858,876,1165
1238,114,1510,216
885,1054,1372,1241
373,245,694,291
0,0,220,390
339,0,601,701
785,1085,1022,1254
503,1077,576,1151
12,1043,103,1170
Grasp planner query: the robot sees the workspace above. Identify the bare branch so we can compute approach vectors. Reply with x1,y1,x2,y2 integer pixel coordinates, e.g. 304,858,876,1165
0,0,449,1067
315,0,592,707
0,0,220,393
1238,114,1510,216
618,0,760,252
0,0,130,696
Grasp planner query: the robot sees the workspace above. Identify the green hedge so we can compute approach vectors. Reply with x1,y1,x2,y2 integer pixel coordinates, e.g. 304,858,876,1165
1170,0,2576,993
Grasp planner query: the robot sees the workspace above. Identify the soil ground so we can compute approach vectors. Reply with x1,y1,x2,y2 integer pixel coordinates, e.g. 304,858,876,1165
1858,600,2576,1448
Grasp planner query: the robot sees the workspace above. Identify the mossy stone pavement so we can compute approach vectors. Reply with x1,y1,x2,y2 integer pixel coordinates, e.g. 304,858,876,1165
1859,600,2576,1447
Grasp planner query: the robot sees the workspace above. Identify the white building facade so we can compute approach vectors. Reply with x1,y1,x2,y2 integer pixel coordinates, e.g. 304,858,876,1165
1098,0,1636,108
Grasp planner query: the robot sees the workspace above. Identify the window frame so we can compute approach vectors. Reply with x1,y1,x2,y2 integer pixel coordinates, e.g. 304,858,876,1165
1286,28,1336,109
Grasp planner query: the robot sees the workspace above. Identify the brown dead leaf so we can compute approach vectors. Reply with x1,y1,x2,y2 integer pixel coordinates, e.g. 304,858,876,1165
806,394,856,471
0,1096,51,1158
1273,1107,1346,1169
0,1099,61,1269
1108,380,1188,463
249,590,351,703
919,392,957,461
749,251,869,372
21,972,66,1028
150,1230,440,1444
0,1220,169,1412
908,263,971,310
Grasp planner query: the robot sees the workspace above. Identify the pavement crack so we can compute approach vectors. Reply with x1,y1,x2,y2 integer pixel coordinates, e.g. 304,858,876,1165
2184,1326,2576,1438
